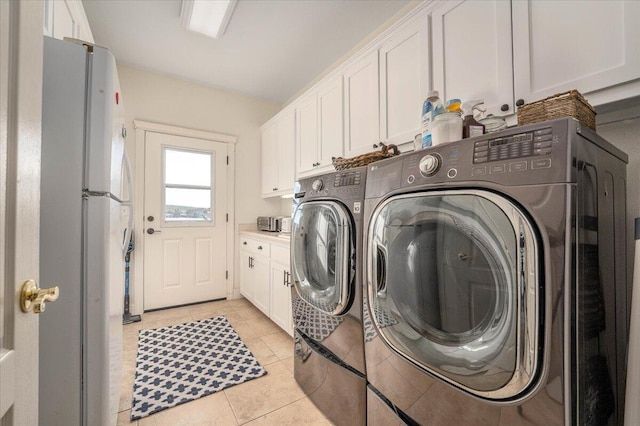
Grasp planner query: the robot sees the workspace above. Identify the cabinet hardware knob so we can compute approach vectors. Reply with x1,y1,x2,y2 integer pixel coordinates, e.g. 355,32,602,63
373,143,379,149
501,104,509,112
243,241,247,245
258,245,263,250
273,187,278,191
516,99,525,107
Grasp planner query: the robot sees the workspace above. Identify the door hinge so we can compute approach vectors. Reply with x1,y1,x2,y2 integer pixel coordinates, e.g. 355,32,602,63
226,213,229,222
226,156,229,165
226,270,228,279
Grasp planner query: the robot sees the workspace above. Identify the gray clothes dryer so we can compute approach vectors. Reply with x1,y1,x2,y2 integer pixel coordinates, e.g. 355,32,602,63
363,118,630,425
291,166,368,426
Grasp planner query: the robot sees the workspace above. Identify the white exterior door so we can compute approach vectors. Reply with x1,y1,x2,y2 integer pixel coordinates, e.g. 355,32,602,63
143,132,228,310
0,1,44,424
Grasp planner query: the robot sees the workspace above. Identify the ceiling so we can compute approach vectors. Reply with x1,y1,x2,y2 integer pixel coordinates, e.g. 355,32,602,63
83,0,411,105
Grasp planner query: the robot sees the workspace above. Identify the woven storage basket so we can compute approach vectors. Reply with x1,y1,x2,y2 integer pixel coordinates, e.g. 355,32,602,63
517,90,596,130
332,143,400,170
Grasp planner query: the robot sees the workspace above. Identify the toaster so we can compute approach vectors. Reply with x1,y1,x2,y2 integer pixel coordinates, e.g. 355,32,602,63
257,216,278,232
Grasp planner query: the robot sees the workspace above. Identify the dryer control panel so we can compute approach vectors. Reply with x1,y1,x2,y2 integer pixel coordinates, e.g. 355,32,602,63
473,127,554,164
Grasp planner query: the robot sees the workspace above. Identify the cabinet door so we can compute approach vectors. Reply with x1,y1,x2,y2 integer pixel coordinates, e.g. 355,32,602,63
270,261,293,336
277,109,296,192
253,255,270,316
317,76,344,168
512,0,640,106
239,251,254,302
52,0,77,40
296,93,319,176
48,0,94,43
432,0,514,116
261,122,278,196
344,51,380,158
379,15,429,146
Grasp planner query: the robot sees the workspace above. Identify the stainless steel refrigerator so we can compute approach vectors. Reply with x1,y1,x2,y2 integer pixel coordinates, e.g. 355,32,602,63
40,36,133,426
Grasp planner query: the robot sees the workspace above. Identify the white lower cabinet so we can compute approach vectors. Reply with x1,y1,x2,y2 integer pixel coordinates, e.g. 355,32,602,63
252,255,270,315
239,234,292,336
270,245,293,336
239,238,270,316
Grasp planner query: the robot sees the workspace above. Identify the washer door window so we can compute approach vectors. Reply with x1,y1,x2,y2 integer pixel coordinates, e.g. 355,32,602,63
292,201,353,316
368,190,539,400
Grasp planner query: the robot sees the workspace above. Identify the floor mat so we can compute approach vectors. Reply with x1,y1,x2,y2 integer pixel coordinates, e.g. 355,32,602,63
130,315,267,420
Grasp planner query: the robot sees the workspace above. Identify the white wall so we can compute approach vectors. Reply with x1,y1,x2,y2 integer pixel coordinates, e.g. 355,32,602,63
117,64,282,307
598,107,640,227
118,64,283,223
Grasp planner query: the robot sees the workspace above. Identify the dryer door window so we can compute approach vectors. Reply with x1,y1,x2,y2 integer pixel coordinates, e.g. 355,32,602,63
367,190,540,400
292,201,353,315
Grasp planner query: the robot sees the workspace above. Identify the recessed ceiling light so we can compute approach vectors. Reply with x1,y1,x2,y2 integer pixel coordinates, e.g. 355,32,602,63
180,0,238,39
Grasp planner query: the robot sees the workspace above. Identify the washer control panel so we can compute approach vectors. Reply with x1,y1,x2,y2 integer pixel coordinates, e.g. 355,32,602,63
473,127,553,164
334,170,362,187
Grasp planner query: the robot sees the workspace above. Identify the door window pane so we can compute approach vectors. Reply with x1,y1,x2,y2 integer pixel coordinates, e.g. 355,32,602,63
165,149,211,186
165,188,211,221
164,148,213,222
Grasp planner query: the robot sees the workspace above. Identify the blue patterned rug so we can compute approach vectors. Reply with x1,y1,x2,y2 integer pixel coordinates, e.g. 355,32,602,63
130,316,267,420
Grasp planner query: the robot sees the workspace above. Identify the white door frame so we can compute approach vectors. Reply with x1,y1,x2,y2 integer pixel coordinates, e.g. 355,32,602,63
0,0,43,424
132,120,237,315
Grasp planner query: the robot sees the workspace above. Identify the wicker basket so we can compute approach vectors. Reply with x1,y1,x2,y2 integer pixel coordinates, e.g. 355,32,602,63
517,90,596,130
332,143,400,170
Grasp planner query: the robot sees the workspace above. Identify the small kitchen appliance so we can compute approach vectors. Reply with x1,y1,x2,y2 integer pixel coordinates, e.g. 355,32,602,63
277,216,291,234
257,216,279,232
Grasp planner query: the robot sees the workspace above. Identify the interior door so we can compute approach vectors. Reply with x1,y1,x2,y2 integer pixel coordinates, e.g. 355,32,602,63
143,131,228,310
0,1,44,424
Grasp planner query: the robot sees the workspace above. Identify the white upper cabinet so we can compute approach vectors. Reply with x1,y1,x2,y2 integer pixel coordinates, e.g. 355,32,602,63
261,108,295,197
318,77,344,168
432,0,640,117
379,15,430,147
344,51,380,158
296,92,319,176
296,74,344,178
432,0,514,117
277,110,296,190
261,122,278,195
512,0,640,106
44,0,94,43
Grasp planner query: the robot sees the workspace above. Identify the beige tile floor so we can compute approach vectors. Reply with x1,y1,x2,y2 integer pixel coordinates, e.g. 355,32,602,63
117,298,334,426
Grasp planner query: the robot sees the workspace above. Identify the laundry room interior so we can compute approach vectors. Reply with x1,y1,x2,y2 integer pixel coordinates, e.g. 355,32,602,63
3,0,640,425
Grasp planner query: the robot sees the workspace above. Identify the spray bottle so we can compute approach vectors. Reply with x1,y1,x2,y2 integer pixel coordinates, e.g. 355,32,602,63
462,100,486,138
421,90,444,148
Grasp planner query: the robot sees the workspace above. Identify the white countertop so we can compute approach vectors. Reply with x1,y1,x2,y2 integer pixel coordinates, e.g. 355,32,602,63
239,229,291,245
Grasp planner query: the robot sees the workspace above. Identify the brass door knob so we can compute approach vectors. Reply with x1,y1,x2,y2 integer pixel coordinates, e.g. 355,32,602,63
20,280,59,313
